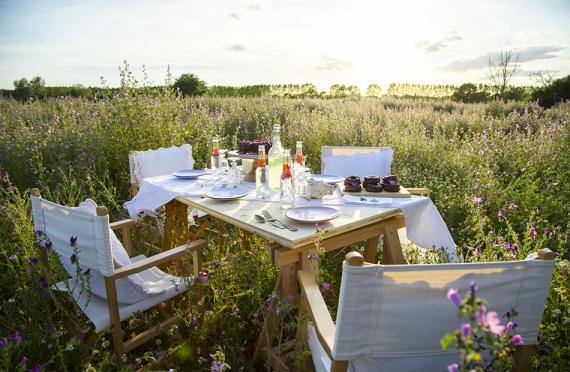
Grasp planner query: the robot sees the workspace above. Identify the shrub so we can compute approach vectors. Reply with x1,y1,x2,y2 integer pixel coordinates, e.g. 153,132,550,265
532,75,570,108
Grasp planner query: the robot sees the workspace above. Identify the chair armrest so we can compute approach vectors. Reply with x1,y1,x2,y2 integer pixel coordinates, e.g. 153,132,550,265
110,239,207,280
406,187,430,196
109,219,137,231
298,270,336,358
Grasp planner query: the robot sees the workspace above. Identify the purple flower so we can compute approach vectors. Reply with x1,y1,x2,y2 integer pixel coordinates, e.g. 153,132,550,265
446,288,461,307
11,331,22,344
510,252,518,259
211,360,225,372
506,321,516,331
20,356,28,365
1,172,8,182
198,270,211,284
483,311,505,335
447,363,459,372
44,240,52,250
211,260,220,269
31,363,42,372
511,243,518,250
461,323,471,337
545,228,553,237
70,236,77,245
471,196,483,204
508,203,518,210
322,282,332,292
476,305,487,323
469,281,477,299
530,228,537,238
70,254,77,264
9,254,16,261
252,312,259,320
28,257,38,265
511,334,523,345
34,229,42,236
0,337,7,349
503,242,511,250
38,276,48,289
498,209,505,218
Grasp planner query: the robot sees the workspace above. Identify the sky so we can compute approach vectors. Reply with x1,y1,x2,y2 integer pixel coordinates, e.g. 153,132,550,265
0,0,569,91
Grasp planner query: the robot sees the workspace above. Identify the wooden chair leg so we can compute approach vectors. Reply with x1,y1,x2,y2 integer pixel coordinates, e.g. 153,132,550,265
364,236,380,263
513,345,535,372
331,360,349,372
381,226,405,265
104,277,124,357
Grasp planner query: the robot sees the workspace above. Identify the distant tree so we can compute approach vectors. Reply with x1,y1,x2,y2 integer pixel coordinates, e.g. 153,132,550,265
174,74,207,96
531,75,570,108
451,83,489,103
488,50,520,99
366,84,382,97
13,76,45,100
329,84,360,98
529,70,558,88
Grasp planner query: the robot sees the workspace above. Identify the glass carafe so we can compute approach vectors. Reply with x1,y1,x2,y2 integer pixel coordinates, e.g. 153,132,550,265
268,124,284,189
256,145,270,199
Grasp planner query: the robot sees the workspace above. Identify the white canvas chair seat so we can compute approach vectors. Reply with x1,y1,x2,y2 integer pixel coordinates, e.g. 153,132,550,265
299,251,556,372
56,254,192,332
321,146,394,179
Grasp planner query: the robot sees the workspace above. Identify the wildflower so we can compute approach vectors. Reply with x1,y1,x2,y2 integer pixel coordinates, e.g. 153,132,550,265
211,361,225,372
511,334,523,345
471,196,483,204
447,363,458,372
511,243,518,250
70,254,77,264
446,288,461,307
508,203,518,210
461,323,471,337
20,356,28,365
34,229,42,236
510,252,518,259
1,172,8,182
0,337,7,349
38,276,48,289
252,312,259,320
211,260,220,269
198,270,211,284
9,254,16,261
322,282,332,292
469,281,477,299
476,305,487,323
70,236,78,245
503,242,511,250
44,240,52,249
506,321,516,331
28,257,38,265
498,209,505,218
545,228,553,237
530,228,537,238
482,311,505,335
31,364,42,372
11,331,22,344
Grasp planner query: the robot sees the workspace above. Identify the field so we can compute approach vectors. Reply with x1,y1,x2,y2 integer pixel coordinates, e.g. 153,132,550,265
0,89,569,370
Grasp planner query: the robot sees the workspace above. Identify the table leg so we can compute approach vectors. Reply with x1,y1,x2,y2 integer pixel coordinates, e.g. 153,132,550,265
364,236,380,263
382,225,406,265
162,200,190,273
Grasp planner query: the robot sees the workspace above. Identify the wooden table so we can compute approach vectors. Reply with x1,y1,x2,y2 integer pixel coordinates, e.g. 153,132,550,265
161,194,407,364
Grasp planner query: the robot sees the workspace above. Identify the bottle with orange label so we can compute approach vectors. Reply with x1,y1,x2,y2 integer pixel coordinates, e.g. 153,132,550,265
255,145,270,199
280,149,294,209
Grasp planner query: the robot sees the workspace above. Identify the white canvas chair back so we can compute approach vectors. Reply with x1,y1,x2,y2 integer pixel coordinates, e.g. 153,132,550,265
333,258,555,370
30,196,114,277
321,146,394,179
129,144,194,190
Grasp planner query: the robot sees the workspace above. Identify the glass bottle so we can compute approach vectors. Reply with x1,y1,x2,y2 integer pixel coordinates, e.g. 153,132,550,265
294,141,304,167
293,140,304,196
211,136,221,180
280,150,294,209
255,145,270,199
268,124,284,189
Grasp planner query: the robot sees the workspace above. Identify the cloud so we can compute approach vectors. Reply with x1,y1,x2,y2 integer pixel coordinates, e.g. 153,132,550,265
441,45,564,72
229,12,240,20
248,4,261,11
416,32,463,54
227,43,246,52
316,55,352,71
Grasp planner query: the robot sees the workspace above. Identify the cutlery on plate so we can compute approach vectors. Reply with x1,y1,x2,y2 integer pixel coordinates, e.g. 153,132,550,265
262,210,298,231
254,214,285,229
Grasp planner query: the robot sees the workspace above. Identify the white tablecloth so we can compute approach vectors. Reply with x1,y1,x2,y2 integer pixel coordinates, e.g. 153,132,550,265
124,175,457,260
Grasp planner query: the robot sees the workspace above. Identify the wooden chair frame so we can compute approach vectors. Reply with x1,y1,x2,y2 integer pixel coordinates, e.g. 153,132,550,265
297,249,557,372
31,188,207,357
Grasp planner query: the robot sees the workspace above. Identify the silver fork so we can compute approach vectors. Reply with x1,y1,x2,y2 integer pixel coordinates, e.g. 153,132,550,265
262,210,298,231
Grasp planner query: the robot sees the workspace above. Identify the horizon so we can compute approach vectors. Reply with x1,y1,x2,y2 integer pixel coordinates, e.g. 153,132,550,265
1,0,569,91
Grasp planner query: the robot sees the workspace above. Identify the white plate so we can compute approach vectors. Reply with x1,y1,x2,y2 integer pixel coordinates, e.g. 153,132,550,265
205,185,250,200
285,206,340,223
310,174,344,184
172,169,210,179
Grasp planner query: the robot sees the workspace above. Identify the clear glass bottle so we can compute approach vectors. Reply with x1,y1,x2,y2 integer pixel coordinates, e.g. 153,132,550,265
293,140,304,196
280,150,294,209
268,124,284,189
255,145,270,199
211,136,221,180
294,141,304,167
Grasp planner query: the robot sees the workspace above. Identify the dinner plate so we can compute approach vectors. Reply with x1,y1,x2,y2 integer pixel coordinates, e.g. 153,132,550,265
172,169,210,179
285,206,340,223
205,185,250,200
310,174,344,184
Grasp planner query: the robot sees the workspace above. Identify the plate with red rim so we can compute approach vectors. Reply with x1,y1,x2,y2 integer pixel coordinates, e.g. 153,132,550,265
285,206,340,223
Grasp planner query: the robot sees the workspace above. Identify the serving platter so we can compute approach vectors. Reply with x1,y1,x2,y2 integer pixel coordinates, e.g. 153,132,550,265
340,184,412,198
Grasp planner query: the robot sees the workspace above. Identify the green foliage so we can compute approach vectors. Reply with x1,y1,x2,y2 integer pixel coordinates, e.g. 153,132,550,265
328,84,360,98
12,76,45,101
365,84,382,97
173,74,207,97
532,75,570,108
452,83,490,103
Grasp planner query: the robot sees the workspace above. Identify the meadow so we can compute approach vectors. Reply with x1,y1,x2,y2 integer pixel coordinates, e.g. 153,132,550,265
0,86,568,370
